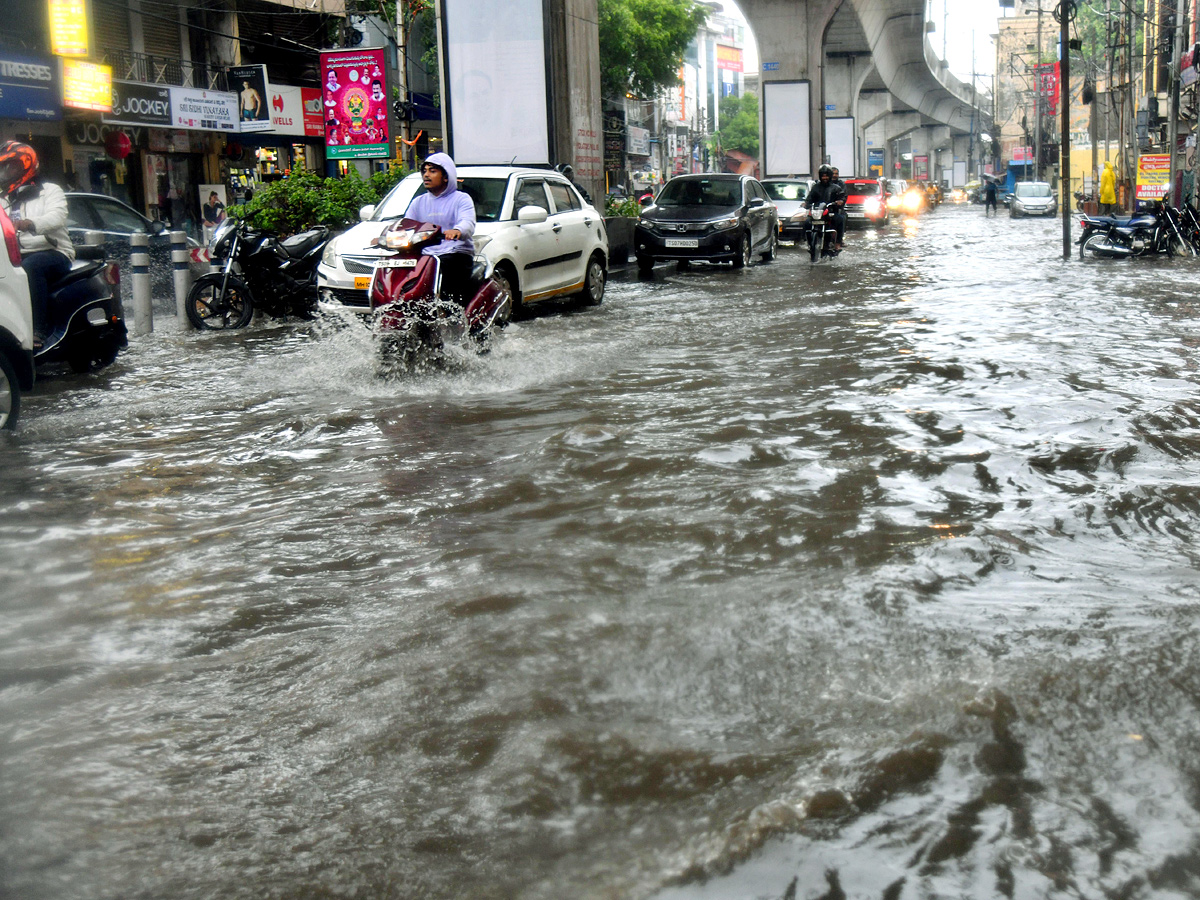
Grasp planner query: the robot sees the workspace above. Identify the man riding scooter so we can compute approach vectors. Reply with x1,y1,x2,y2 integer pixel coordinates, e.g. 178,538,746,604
805,165,847,250
404,152,476,305
0,142,74,350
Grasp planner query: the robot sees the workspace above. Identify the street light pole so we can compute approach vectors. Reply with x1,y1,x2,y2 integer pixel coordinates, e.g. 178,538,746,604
1035,0,1042,181
1167,0,1187,205
1061,0,1071,260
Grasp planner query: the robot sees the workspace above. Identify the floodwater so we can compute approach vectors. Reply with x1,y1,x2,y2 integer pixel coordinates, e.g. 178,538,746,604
4,205,1200,900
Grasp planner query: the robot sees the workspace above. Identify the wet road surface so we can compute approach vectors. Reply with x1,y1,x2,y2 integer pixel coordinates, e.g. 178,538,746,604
4,205,1200,899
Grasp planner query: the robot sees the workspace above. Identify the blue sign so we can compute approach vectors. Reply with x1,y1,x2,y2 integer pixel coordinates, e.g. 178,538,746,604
0,52,61,121
825,104,836,111
762,62,780,72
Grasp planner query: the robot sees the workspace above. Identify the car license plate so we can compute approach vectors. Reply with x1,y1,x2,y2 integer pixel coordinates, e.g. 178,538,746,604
354,276,372,289
664,238,698,248
377,258,418,268
848,212,865,218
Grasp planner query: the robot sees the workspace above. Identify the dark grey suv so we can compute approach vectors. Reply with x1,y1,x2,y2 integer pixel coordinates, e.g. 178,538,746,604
634,174,779,273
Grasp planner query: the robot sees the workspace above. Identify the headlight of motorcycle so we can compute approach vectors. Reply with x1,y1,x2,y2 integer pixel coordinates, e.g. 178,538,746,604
709,215,741,229
321,236,340,267
473,234,492,254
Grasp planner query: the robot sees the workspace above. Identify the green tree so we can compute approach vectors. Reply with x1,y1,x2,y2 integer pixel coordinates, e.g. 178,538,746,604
716,93,759,156
599,0,708,100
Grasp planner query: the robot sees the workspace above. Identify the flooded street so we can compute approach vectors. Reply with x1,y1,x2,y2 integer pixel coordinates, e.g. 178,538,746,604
6,204,1200,899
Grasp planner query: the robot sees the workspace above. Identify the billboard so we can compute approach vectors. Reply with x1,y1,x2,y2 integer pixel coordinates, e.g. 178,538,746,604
320,48,389,159
867,148,884,178
1035,62,1060,114
716,45,743,73
230,64,273,133
763,80,811,177
442,0,549,165
825,116,854,176
269,86,324,138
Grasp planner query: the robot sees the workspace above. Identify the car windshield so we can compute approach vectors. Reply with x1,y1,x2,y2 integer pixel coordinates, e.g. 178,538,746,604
656,178,742,209
376,176,509,223
762,182,806,202
845,183,880,196
1015,183,1052,198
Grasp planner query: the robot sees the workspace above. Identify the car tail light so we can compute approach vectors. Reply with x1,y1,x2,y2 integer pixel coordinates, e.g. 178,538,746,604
0,207,20,267
104,262,120,285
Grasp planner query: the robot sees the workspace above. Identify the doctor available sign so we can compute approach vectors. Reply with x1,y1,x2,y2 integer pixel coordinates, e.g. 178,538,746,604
320,48,389,159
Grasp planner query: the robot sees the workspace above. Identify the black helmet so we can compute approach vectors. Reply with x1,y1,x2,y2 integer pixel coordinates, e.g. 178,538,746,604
561,164,574,179
818,165,833,179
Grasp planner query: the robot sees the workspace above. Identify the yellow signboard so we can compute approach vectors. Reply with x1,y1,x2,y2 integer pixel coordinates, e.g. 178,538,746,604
49,0,89,57
62,59,112,112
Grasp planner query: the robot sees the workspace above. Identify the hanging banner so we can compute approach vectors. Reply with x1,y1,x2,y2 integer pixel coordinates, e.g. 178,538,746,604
1035,62,1060,114
169,87,239,132
320,47,389,159
229,64,273,133
1136,153,1171,201
104,80,171,127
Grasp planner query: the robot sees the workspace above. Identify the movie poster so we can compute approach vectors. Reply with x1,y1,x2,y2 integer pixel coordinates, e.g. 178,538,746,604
319,48,389,159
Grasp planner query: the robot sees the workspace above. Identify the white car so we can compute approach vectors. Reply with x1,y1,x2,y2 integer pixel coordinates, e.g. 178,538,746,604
1010,181,1057,218
318,166,609,313
0,207,33,429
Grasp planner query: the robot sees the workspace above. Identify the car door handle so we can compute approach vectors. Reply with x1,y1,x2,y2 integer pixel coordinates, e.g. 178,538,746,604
583,217,593,227
552,224,562,233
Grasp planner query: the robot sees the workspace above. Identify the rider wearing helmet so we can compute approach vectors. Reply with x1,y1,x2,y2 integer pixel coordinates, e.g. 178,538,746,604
0,141,74,347
804,165,847,249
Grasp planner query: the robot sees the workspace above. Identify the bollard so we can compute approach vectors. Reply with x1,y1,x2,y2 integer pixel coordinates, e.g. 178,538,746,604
84,229,124,318
170,231,191,329
130,231,153,335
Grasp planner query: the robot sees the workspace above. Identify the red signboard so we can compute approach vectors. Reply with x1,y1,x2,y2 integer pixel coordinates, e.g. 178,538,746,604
1035,62,1060,113
716,45,743,73
320,48,390,159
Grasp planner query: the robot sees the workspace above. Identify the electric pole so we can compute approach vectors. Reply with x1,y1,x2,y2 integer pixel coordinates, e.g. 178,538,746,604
1060,0,1071,260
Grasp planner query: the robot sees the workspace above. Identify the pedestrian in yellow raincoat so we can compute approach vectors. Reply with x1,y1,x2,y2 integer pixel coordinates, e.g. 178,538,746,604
1100,161,1117,215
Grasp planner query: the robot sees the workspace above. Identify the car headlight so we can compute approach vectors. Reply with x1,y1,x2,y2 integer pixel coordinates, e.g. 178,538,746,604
321,236,340,267
710,215,740,229
864,198,881,215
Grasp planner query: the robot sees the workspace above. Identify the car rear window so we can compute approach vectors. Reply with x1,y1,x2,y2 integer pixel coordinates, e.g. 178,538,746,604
657,179,741,208
763,182,806,202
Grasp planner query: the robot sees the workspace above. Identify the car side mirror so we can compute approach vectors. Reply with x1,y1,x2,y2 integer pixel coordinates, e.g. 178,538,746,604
517,205,548,224
749,197,766,207
359,204,376,222
639,195,654,207
148,220,166,234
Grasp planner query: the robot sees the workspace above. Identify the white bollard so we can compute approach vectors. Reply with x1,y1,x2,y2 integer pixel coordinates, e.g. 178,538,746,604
84,230,123,318
130,231,153,335
170,231,191,329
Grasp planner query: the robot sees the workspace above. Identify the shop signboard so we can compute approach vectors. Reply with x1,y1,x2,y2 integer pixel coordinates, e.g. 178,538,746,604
62,59,111,112
320,47,389,159
627,126,650,156
716,45,743,73
268,85,324,138
0,52,61,121
914,154,929,181
170,87,239,132
1136,153,1171,200
105,80,171,127
48,0,89,57
230,64,273,133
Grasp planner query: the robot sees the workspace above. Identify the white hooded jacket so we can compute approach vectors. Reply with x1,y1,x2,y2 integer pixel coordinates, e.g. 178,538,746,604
6,180,75,263
404,153,475,257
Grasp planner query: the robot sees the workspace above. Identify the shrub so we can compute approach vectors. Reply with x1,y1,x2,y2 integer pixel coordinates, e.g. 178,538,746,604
605,196,641,218
230,162,412,234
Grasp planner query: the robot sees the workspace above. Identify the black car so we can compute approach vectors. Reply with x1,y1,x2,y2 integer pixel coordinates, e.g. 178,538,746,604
634,174,779,273
65,193,207,303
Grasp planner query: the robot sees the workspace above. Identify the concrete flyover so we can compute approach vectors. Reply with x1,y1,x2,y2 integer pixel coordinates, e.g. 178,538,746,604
738,0,990,178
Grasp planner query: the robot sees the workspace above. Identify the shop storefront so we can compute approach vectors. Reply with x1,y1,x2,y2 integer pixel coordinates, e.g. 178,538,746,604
227,84,325,197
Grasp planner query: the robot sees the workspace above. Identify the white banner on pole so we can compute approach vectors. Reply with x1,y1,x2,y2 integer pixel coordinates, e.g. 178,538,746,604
763,81,811,177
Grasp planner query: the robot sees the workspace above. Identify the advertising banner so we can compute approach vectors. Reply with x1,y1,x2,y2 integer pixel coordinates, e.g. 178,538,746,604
170,87,239,132
49,0,89,57
867,148,884,178
62,59,111,112
230,64,273,133
1136,153,1171,200
268,85,324,138
1035,63,1060,114
104,80,171,127
0,52,61,121
320,48,389,159
627,125,650,156
716,45,743,73
763,80,811,177
1012,145,1034,163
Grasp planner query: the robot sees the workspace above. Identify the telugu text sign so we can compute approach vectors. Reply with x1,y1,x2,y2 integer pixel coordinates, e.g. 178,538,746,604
1136,154,1171,200
320,48,389,159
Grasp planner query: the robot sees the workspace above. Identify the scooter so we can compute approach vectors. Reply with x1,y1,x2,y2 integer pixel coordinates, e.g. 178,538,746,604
1078,199,1196,259
186,217,330,330
36,243,127,373
368,218,511,362
805,203,841,263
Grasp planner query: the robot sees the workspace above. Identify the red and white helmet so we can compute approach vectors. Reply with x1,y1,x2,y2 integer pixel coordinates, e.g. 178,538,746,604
0,141,38,197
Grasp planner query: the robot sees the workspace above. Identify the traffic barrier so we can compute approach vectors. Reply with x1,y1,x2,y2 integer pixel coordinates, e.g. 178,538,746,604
130,232,153,335
170,231,191,329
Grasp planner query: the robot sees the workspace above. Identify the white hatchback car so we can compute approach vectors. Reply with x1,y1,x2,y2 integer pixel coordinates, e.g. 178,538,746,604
0,207,34,429
318,166,609,313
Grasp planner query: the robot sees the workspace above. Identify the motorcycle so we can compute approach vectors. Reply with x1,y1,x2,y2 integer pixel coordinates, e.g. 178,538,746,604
805,203,841,262
37,243,127,373
186,217,330,330
368,218,511,362
1077,200,1196,259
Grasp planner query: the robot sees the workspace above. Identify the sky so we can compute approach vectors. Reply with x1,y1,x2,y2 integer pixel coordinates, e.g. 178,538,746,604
722,0,1008,89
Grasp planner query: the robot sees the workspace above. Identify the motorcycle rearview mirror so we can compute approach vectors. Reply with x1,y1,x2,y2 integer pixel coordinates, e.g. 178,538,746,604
359,204,376,222
517,206,548,224
148,220,166,234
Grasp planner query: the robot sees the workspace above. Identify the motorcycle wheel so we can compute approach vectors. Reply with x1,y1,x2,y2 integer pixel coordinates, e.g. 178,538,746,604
1080,233,1121,260
0,352,20,430
731,233,751,269
760,230,778,262
808,230,819,263
187,273,254,330
1167,235,1196,258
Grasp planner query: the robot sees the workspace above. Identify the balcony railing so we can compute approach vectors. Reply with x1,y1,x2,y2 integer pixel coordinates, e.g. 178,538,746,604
101,49,228,92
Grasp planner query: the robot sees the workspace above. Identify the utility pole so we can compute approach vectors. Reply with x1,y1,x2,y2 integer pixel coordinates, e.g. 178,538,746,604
1035,0,1043,182
397,0,409,167
1060,0,1071,260
1167,0,1187,205
1127,0,1135,209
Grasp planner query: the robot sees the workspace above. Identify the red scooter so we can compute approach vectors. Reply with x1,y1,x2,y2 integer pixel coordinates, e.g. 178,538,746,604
367,218,511,360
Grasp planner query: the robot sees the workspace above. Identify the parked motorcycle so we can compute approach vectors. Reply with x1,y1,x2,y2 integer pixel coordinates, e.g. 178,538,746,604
186,217,330,330
805,203,841,262
1077,200,1196,259
368,218,511,361
36,243,127,373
